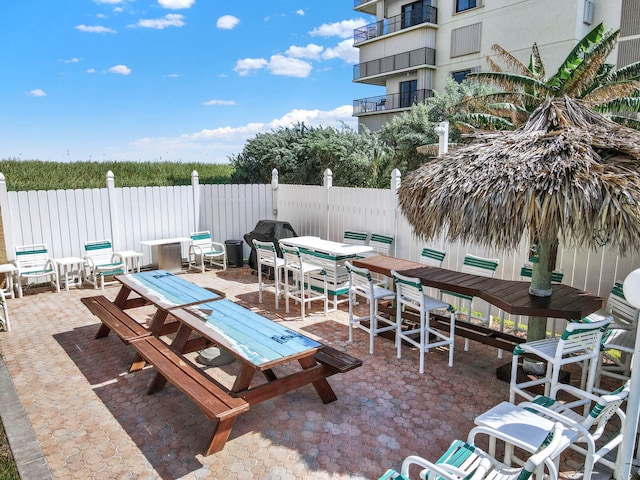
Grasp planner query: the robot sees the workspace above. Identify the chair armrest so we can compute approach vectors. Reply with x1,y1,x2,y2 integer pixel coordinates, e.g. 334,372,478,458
84,257,96,268
45,259,56,271
548,382,601,409
211,241,226,252
514,402,590,439
189,245,203,255
111,252,124,264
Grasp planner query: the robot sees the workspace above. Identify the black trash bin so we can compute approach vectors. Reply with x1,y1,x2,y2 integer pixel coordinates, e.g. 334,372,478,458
225,240,244,268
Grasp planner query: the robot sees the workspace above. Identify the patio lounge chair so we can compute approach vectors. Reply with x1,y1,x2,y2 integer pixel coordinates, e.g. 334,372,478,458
84,240,126,289
188,231,227,272
473,380,629,480
379,422,568,480
14,243,60,298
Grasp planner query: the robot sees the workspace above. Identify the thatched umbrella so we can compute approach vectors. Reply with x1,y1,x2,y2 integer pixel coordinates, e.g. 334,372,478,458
399,96,640,341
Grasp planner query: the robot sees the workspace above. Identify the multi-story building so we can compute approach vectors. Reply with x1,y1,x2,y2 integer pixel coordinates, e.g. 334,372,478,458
352,0,638,132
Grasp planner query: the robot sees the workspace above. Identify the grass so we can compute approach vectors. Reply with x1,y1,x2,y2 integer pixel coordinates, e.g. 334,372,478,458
0,420,19,480
0,159,235,191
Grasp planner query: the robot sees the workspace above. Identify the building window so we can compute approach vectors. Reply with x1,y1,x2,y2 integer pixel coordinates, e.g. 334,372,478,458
452,69,473,83
400,80,418,108
402,0,432,29
456,0,477,13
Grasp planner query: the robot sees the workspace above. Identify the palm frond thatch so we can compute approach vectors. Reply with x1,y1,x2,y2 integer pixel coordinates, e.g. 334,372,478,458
399,96,640,256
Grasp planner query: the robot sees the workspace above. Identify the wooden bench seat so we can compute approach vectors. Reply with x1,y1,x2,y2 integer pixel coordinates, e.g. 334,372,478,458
83,295,151,344
315,346,363,374
131,335,250,455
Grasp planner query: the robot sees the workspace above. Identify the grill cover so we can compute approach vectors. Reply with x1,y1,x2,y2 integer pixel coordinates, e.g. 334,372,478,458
244,220,298,271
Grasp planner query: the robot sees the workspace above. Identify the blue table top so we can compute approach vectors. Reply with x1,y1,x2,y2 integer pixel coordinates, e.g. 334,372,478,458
181,299,322,368
120,270,223,310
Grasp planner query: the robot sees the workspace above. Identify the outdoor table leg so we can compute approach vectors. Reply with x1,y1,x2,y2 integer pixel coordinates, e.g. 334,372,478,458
129,308,170,372
232,364,258,393
298,356,337,404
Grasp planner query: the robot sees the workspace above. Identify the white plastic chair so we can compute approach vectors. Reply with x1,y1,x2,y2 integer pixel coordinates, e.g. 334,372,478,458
595,281,639,392
14,244,60,297
0,290,9,331
343,230,368,246
252,239,285,309
188,231,226,272
510,314,612,404
441,253,499,351
84,240,125,289
368,233,394,256
345,261,395,354
474,381,629,480
392,270,455,372
418,246,446,267
378,422,568,480
281,245,328,320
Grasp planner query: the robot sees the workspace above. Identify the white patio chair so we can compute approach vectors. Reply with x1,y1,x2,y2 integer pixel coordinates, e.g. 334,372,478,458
0,290,9,331
345,261,395,354
368,233,394,256
595,281,639,392
84,240,125,289
252,239,285,309
392,270,456,372
281,244,328,320
441,253,499,351
343,230,368,246
188,231,226,272
378,422,568,480
510,314,612,405
14,244,60,297
419,246,446,299
474,380,629,480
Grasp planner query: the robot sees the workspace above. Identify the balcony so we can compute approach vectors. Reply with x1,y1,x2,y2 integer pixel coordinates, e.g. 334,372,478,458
354,0,375,7
354,0,377,14
354,6,437,45
353,89,434,116
354,47,436,82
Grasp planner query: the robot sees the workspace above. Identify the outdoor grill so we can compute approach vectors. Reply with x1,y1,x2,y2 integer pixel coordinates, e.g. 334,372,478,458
243,220,298,271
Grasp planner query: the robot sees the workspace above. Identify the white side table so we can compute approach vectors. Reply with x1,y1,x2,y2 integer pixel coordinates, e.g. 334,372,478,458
118,251,144,273
54,257,85,291
0,264,18,299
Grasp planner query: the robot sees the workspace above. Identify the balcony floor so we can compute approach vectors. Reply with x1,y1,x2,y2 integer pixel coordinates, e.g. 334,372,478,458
0,266,619,479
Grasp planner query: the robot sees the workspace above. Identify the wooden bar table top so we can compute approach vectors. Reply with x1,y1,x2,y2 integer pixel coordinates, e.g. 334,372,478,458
354,255,604,321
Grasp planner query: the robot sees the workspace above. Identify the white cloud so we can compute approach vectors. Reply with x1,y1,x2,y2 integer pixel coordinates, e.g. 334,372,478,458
321,39,359,63
296,9,304,15
61,57,81,63
203,99,236,106
75,24,116,33
165,73,180,78
108,64,131,75
267,55,312,78
97,13,107,19
26,89,46,97
136,14,185,29
158,0,195,9
216,15,239,30
285,43,323,60
126,105,356,163
94,0,122,3
87,68,96,74
233,58,268,76
309,18,368,39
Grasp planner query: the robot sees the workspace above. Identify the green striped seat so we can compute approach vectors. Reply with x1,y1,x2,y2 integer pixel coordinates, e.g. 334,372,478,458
188,230,227,273
14,243,60,298
84,240,126,290
378,422,566,480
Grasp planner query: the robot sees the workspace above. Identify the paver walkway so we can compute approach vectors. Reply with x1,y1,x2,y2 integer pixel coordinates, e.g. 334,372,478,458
0,267,601,479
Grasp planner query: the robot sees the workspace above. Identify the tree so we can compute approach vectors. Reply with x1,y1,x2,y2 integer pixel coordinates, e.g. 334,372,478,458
229,122,391,187
461,23,640,130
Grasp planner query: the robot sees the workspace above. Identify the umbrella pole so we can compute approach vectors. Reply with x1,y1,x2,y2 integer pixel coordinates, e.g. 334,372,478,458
528,240,556,341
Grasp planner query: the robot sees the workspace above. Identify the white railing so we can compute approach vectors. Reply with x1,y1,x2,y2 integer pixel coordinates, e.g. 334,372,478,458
2,167,639,329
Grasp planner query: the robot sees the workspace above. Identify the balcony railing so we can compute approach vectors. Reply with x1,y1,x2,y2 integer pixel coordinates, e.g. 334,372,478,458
354,47,436,80
353,89,434,115
354,6,437,45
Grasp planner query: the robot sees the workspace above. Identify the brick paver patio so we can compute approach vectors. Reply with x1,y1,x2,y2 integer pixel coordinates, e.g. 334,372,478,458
0,267,596,479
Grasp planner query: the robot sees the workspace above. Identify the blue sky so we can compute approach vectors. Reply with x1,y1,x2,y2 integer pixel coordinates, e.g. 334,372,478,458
1,0,379,163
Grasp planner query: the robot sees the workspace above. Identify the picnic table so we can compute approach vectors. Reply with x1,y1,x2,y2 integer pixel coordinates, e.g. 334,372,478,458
83,270,362,455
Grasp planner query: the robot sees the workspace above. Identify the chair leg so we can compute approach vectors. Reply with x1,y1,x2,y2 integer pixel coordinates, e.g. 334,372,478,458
509,353,519,403
419,310,426,374
285,269,291,314
369,298,376,355
274,267,280,310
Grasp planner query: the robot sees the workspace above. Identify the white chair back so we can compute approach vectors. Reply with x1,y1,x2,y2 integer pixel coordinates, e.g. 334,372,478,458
84,240,117,266
392,270,424,310
343,230,368,246
461,254,499,278
419,247,446,267
15,244,52,272
369,233,393,256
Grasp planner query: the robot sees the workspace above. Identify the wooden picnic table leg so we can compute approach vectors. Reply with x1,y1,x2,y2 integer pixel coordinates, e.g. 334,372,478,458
147,323,194,392
206,417,239,455
231,364,258,393
298,356,337,404
130,308,171,372
95,286,132,339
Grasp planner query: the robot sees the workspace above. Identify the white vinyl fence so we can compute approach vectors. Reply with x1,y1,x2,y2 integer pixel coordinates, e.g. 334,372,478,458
2,167,640,329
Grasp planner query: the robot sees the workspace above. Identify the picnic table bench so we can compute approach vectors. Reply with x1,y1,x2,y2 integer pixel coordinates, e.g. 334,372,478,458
130,335,250,455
